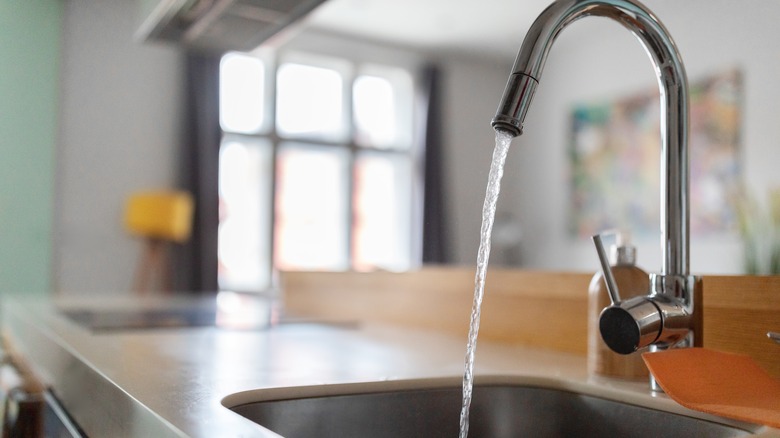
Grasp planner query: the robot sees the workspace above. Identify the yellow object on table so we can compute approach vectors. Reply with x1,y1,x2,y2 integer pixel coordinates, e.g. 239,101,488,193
125,191,194,242
124,191,194,294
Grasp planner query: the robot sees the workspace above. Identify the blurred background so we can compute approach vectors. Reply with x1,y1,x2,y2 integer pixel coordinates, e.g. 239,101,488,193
2,0,780,297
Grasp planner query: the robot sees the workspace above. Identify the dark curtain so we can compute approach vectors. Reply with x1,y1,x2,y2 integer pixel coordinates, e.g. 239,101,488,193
420,65,449,264
173,52,221,293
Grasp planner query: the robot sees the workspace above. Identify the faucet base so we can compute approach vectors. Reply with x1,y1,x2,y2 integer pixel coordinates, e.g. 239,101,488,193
649,274,703,348
645,276,702,392
647,332,695,392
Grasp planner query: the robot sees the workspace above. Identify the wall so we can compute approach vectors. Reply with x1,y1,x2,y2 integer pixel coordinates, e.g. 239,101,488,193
496,0,780,275
0,2,61,294
55,0,184,294
436,54,513,266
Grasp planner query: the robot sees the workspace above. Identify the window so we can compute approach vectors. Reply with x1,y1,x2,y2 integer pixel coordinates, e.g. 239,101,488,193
218,51,419,292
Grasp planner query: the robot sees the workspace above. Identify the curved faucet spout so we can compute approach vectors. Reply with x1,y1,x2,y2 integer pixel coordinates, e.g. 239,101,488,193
492,0,689,278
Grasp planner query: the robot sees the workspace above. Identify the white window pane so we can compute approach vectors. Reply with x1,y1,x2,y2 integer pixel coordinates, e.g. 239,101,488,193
354,66,414,150
275,144,349,270
353,153,412,271
220,53,265,134
218,137,273,291
276,63,345,141
354,75,397,147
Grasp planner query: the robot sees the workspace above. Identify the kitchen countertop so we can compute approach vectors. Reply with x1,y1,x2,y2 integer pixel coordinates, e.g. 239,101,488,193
1,294,775,437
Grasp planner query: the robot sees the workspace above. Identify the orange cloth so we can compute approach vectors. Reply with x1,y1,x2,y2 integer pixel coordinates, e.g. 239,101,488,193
642,348,780,428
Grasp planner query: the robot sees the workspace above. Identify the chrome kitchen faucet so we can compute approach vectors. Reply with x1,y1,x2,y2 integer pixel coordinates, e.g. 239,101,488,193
491,0,700,387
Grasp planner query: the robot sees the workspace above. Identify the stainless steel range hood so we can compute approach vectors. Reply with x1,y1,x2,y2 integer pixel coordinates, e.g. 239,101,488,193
136,0,328,52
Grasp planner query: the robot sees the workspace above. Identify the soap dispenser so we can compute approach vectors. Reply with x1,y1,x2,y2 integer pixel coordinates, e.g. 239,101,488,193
587,230,650,379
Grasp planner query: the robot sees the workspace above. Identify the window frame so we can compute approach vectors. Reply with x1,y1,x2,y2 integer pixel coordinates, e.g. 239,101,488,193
218,48,423,292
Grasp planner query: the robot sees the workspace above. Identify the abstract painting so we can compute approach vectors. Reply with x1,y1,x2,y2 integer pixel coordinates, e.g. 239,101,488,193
569,69,742,237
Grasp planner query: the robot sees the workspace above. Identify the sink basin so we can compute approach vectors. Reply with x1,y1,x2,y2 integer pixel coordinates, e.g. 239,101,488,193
223,377,757,437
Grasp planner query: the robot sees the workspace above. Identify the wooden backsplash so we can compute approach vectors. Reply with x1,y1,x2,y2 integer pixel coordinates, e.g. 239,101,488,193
281,268,780,379
702,275,780,379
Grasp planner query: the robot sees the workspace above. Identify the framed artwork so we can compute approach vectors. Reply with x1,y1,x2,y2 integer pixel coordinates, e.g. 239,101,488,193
569,69,742,237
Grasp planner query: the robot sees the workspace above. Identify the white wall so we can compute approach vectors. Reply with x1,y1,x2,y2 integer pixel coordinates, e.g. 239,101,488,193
495,0,780,275
436,55,513,266
55,0,183,294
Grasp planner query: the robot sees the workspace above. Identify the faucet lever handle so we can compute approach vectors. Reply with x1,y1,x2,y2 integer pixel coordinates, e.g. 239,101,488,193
592,234,621,305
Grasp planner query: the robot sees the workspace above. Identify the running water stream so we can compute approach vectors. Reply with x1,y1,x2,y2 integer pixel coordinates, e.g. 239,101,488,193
458,129,514,438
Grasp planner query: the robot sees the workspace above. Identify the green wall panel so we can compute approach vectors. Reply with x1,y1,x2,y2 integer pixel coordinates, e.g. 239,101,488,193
0,2,61,294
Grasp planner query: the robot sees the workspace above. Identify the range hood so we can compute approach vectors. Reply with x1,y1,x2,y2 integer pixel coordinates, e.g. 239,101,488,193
136,0,328,52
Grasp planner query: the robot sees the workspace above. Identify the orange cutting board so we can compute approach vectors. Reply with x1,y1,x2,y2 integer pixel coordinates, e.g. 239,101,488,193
643,348,780,428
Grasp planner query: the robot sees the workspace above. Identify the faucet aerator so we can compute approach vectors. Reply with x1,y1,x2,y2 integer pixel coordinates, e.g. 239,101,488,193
491,116,522,137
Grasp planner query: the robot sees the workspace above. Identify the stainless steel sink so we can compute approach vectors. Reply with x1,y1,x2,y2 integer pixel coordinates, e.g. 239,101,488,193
224,377,756,438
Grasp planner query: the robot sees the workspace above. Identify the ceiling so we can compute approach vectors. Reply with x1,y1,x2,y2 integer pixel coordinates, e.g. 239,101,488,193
302,0,555,59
